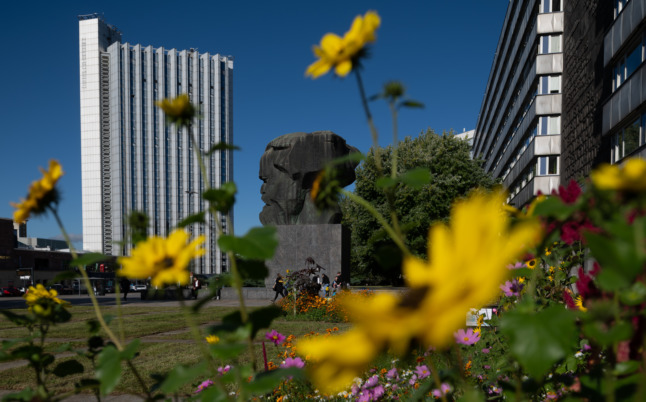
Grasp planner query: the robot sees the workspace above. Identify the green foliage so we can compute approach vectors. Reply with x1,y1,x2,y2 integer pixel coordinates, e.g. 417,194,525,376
341,130,496,284
218,226,278,260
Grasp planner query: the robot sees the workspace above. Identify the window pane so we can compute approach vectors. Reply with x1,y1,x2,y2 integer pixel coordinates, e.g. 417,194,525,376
625,42,642,79
624,119,640,156
548,156,558,175
550,35,562,53
549,116,561,134
549,75,561,93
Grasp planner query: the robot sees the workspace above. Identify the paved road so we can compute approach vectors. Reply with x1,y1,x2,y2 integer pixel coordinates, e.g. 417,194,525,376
0,292,273,310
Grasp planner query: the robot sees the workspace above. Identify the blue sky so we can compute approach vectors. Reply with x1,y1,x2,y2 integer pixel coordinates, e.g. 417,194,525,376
0,1,508,248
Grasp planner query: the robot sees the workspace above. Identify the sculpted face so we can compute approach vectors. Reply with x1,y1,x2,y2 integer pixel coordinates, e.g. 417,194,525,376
259,131,358,225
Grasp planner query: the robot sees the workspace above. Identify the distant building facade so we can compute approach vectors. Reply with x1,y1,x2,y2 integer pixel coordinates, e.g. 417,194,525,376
475,0,646,205
79,15,233,274
474,0,564,207
0,218,116,288
563,0,646,182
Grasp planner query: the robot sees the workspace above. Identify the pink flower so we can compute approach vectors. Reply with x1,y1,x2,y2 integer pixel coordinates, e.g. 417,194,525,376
552,179,582,205
371,385,385,399
482,348,490,354
217,365,231,375
454,328,481,345
281,357,305,369
500,279,523,297
386,367,399,379
265,329,286,346
432,383,452,398
195,379,213,393
415,365,431,379
507,261,524,269
364,375,379,387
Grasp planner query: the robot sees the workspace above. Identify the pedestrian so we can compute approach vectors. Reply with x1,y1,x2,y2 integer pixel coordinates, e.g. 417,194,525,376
120,277,130,301
191,275,201,300
332,272,342,296
322,274,330,297
272,273,286,302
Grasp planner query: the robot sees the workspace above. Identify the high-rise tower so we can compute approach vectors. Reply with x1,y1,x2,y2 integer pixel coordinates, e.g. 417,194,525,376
78,14,233,274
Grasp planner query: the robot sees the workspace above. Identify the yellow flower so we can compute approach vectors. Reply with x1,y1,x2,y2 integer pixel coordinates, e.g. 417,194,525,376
525,259,538,269
297,328,378,394
23,284,68,317
118,229,205,288
545,248,552,256
518,277,526,284
575,296,587,312
591,158,646,192
11,160,64,223
156,94,195,125
205,335,220,344
344,190,541,351
306,11,380,78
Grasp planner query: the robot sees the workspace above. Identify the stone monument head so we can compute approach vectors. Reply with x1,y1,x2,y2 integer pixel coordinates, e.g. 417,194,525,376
259,131,358,225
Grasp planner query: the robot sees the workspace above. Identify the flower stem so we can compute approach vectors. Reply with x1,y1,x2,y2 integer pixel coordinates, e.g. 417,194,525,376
341,189,409,255
354,69,383,174
50,208,122,351
426,355,447,402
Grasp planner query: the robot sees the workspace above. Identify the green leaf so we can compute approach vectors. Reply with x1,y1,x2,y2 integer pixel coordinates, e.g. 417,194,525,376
218,226,277,260
329,151,365,166
399,167,431,189
0,310,33,327
501,305,577,379
208,343,247,359
614,360,641,376
205,142,240,155
203,182,237,213
96,345,122,395
177,212,205,228
457,389,486,402
237,259,269,280
1,388,37,401
596,269,631,292
210,305,282,339
532,196,575,220
51,270,81,284
375,176,397,189
400,100,424,108
53,359,85,377
582,321,633,347
160,361,207,393
587,231,640,284
620,282,646,305
119,339,140,360
243,368,304,393
71,253,109,268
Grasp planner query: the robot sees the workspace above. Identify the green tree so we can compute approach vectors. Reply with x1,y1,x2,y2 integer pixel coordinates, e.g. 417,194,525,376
341,129,497,285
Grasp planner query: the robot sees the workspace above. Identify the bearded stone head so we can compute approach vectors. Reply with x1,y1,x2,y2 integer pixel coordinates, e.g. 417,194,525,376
259,131,358,225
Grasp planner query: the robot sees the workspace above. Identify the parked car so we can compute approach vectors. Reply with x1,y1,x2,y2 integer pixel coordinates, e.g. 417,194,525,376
1,287,22,297
130,283,147,292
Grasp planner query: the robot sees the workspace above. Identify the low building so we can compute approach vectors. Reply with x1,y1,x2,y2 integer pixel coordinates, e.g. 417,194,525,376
0,218,116,289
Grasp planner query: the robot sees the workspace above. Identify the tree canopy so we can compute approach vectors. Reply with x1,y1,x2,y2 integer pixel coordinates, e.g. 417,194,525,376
341,129,497,285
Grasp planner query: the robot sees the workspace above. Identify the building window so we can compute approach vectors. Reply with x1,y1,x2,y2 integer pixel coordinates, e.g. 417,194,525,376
537,156,559,175
538,75,561,94
538,116,561,135
614,0,631,19
613,34,644,91
540,0,562,13
611,117,642,163
539,34,562,54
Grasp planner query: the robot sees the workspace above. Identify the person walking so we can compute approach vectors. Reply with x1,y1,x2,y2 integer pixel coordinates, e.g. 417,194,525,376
120,277,130,301
272,273,286,302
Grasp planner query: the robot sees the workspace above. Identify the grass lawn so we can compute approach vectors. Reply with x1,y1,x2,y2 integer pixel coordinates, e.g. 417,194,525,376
0,305,349,395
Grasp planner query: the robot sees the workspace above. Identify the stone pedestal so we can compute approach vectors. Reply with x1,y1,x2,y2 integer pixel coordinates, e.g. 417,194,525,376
265,224,350,288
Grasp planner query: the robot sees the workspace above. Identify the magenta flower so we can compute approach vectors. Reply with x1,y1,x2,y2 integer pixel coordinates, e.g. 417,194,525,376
454,328,481,345
217,365,231,375
386,367,399,379
265,329,286,346
432,383,452,398
482,348,490,354
195,379,213,393
415,365,431,379
500,279,523,296
281,357,305,369
371,384,385,399
507,261,524,269
364,374,379,387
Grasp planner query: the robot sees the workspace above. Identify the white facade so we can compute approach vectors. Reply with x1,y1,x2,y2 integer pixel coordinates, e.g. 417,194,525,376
78,15,233,274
